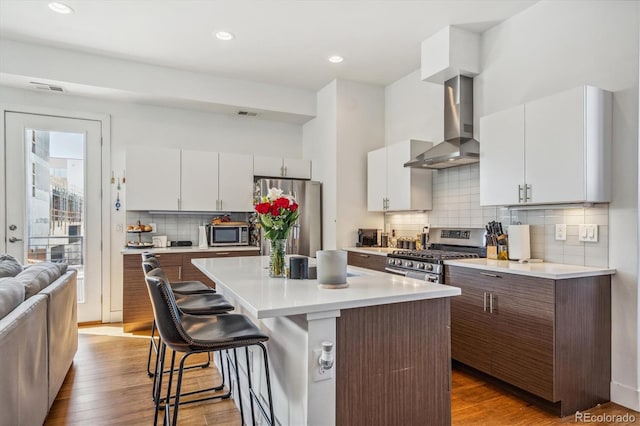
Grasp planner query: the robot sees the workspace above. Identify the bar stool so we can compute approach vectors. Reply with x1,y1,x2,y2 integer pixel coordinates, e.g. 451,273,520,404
141,255,218,377
145,271,275,426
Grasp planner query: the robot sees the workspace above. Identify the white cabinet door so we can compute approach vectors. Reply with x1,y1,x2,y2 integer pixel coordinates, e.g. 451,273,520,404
525,87,585,204
386,142,412,210
283,158,311,179
126,146,180,210
181,150,219,211
219,152,254,212
253,155,283,177
479,105,525,206
367,147,387,211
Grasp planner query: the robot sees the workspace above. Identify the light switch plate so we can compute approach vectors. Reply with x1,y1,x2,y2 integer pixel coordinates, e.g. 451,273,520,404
555,224,567,241
578,224,598,242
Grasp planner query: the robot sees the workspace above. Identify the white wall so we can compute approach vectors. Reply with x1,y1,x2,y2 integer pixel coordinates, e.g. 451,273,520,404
303,81,337,249
0,85,302,320
477,0,639,410
336,80,385,249
303,79,385,250
385,69,443,145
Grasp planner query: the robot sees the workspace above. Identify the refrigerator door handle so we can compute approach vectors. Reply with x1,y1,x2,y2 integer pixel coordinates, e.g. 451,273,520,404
293,223,300,240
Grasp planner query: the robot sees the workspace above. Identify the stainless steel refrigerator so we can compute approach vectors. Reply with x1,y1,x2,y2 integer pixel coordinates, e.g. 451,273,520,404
256,178,322,257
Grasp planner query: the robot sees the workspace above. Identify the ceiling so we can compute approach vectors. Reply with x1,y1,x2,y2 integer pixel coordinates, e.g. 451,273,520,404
0,0,537,91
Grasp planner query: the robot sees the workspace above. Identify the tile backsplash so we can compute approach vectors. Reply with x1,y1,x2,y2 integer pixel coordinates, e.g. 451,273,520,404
385,164,609,267
125,212,250,245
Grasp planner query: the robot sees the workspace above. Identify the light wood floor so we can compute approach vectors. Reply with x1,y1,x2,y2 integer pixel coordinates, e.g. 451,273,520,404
46,325,638,425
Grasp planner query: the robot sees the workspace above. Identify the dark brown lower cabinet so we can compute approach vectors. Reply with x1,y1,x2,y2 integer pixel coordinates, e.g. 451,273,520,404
347,251,387,272
447,265,611,416
122,250,259,332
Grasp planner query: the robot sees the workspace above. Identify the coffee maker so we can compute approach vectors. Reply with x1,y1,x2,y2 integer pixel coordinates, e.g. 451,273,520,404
357,229,382,247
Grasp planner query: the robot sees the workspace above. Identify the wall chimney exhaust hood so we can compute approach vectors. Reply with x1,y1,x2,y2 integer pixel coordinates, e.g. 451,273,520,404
404,75,479,169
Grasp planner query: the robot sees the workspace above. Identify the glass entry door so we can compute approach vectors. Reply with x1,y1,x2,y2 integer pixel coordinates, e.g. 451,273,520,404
4,112,103,323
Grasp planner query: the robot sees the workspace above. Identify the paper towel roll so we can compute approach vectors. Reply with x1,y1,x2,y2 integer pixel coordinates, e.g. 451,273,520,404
508,225,530,261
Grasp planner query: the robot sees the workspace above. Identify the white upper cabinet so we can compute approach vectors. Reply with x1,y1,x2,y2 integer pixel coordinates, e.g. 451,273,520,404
367,140,433,212
367,147,388,211
479,86,612,206
218,153,254,212
126,148,254,212
479,105,525,206
126,146,181,211
180,150,219,211
254,155,311,179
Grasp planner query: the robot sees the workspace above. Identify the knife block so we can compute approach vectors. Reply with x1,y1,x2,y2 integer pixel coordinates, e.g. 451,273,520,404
486,246,498,260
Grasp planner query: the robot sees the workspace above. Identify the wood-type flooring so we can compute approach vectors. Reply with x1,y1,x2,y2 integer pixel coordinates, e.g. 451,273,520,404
45,325,638,425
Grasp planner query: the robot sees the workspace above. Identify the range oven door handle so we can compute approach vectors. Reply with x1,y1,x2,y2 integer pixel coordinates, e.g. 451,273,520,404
385,267,408,276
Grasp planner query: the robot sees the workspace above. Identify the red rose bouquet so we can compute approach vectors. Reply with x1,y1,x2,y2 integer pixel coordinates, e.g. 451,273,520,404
255,188,299,277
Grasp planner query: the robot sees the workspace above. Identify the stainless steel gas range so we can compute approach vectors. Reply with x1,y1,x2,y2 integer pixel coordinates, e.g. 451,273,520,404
385,228,486,283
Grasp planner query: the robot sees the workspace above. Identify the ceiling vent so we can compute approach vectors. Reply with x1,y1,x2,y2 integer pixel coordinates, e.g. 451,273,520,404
29,81,65,92
237,110,257,117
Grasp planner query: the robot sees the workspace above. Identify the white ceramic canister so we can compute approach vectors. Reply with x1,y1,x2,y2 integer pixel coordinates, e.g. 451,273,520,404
316,250,347,284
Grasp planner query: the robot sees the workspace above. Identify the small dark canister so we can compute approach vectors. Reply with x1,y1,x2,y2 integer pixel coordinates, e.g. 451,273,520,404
289,256,309,279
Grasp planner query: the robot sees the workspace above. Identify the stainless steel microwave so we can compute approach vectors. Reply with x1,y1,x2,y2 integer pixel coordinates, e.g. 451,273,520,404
207,223,249,246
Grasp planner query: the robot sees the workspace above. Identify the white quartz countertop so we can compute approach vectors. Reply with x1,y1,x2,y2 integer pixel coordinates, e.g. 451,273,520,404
192,256,460,319
121,246,261,255
344,247,394,256
445,258,616,280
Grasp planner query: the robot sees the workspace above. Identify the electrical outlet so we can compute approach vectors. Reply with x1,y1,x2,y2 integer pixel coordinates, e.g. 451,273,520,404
312,349,333,382
578,224,598,242
555,224,567,241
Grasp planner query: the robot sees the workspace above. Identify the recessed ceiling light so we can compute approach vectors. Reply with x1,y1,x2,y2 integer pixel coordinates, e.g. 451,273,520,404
215,31,235,41
328,55,344,64
48,2,74,14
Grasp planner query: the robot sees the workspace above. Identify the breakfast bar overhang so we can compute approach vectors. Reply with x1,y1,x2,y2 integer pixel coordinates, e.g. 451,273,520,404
193,256,461,426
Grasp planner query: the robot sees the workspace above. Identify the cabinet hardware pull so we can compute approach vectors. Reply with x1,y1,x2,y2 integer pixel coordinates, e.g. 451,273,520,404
525,184,532,202
216,252,230,255
284,166,288,176
220,199,222,210
489,293,495,314
359,254,370,258
178,266,182,280
518,185,523,203
480,272,499,278
483,291,488,312
178,197,181,210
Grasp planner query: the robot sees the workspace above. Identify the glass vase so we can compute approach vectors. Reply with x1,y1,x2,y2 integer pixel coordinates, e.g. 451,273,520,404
269,238,287,278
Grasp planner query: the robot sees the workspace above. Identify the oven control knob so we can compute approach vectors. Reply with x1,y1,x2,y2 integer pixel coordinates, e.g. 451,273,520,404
417,263,425,269
426,264,433,271
388,259,394,265
405,261,413,268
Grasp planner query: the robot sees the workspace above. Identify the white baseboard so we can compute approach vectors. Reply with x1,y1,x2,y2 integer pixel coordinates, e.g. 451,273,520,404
611,381,640,411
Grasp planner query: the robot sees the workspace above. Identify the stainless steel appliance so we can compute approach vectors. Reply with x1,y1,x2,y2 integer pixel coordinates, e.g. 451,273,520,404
256,178,322,257
404,75,480,169
357,228,382,247
385,227,486,283
207,223,249,246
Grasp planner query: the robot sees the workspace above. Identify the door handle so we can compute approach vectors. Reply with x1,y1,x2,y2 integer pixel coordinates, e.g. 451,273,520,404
8,237,23,243
489,293,495,314
483,291,488,312
9,224,17,231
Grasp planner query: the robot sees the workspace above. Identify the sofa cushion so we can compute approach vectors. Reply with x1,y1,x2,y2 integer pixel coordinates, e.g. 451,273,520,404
0,254,23,278
15,262,68,299
0,277,26,319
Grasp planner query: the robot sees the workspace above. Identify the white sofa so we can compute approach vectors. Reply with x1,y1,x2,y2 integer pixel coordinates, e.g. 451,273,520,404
0,268,78,425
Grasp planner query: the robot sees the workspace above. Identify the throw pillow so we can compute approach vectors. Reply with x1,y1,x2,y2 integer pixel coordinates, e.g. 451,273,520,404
0,277,26,319
15,262,65,299
0,254,23,278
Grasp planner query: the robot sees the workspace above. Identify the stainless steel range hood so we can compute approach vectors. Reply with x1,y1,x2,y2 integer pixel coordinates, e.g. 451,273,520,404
404,75,479,169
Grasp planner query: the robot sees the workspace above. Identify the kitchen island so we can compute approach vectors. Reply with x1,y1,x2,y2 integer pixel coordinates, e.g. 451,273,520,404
193,256,461,426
